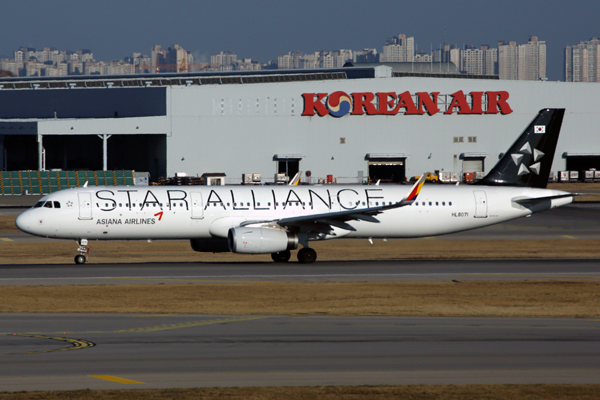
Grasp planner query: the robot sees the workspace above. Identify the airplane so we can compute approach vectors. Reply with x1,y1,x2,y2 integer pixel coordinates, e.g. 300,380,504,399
16,108,575,265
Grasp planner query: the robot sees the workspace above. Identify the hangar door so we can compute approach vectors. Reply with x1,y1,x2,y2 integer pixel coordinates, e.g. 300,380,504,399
367,157,406,183
462,157,485,173
566,155,600,174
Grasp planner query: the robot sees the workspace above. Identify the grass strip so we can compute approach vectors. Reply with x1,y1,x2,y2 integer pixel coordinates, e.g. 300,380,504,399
2,239,600,264
2,385,600,399
1,281,598,318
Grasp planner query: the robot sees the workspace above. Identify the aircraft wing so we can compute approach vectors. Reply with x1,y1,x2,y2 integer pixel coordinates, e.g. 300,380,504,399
243,174,427,233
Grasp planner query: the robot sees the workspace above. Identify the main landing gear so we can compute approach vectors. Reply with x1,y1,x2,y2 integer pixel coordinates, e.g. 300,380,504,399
297,247,317,264
271,248,317,264
75,239,89,265
271,250,291,263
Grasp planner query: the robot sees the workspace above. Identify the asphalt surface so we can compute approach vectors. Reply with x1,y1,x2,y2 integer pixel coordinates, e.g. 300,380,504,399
1,259,600,285
1,202,599,391
1,315,599,390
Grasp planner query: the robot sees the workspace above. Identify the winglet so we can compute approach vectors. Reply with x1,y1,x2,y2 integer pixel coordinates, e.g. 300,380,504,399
288,171,302,185
402,173,427,204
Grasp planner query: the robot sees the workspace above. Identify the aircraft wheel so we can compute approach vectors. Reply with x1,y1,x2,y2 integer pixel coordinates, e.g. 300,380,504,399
74,255,87,265
271,250,291,263
297,248,317,264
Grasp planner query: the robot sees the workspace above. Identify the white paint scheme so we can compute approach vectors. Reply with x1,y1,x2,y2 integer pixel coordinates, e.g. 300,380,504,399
15,183,572,242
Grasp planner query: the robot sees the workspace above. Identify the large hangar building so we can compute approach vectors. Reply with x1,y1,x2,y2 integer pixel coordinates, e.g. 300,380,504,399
0,65,599,185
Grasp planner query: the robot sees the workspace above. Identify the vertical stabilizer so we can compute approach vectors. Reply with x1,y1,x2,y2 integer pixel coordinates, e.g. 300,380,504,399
477,108,565,188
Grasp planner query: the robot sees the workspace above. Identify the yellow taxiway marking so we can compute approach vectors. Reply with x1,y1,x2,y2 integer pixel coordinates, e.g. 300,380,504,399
136,314,171,317
0,316,266,336
0,238,13,242
112,316,265,333
107,277,253,283
561,235,577,239
2,334,95,356
88,375,144,384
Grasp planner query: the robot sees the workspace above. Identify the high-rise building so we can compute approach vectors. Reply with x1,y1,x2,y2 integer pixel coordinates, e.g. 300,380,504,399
518,36,546,80
498,37,546,80
459,45,497,75
381,34,414,62
565,38,600,82
498,41,518,80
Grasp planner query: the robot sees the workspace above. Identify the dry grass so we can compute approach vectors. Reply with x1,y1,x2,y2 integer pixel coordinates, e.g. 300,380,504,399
1,385,600,399
0,215,19,233
2,238,600,264
1,281,598,318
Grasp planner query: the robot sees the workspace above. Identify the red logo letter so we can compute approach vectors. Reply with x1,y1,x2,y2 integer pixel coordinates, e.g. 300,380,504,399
469,92,484,114
351,92,378,115
415,92,440,115
376,92,397,115
396,91,420,115
302,93,329,116
486,91,513,114
444,90,475,114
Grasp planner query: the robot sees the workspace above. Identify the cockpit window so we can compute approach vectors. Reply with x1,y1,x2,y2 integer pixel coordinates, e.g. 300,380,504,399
33,201,44,208
53,201,61,208
43,202,52,208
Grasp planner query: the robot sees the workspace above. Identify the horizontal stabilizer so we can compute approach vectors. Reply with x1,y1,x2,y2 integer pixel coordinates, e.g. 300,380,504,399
513,193,576,205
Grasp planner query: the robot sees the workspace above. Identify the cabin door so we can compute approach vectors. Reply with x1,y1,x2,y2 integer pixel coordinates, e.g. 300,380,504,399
78,192,93,220
473,190,488,218
191,192,204,219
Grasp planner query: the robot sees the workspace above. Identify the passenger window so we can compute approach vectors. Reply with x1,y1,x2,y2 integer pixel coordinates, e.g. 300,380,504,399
442,202,445,206
53,201,61,208
449,202,453,206
436,202,439,206
44,202,52,208
257,202,261,206
429,202,432,206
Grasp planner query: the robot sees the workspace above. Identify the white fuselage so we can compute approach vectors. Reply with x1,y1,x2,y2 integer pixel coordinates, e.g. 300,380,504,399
15,184,572,241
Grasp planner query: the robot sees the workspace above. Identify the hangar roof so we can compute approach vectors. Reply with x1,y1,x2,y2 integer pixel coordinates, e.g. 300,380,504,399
0,63,495,90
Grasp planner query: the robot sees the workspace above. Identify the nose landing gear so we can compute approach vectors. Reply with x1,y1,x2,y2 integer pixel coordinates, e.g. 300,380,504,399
75,239,89,265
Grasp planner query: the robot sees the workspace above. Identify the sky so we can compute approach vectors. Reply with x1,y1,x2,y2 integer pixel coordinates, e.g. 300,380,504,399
1,0,599,81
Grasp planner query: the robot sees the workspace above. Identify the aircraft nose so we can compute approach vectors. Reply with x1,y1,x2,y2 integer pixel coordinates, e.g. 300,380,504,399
15,210,35,233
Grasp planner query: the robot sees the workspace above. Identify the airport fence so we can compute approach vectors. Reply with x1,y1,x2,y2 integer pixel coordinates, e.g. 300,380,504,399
0,170,135,195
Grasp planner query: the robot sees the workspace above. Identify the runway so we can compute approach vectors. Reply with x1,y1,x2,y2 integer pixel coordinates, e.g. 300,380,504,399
1,314,599,391
1,259,600,285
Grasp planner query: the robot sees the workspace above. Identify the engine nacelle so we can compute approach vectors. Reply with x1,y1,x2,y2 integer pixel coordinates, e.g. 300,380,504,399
227,227,298,254
190,238,230,253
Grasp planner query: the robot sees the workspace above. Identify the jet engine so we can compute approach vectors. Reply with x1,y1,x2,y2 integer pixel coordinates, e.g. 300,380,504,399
190,238,230,253
227,227,298,254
